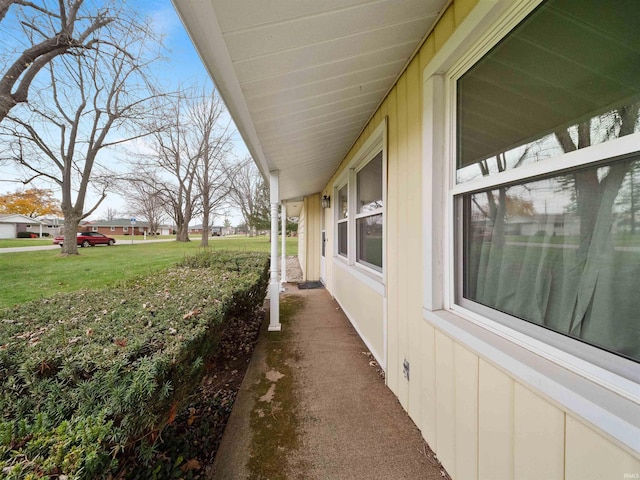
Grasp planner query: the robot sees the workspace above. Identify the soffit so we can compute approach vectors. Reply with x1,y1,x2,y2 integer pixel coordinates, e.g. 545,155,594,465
172,0,447,200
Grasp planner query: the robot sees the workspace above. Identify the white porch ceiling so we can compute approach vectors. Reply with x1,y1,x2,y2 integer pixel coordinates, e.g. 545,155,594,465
172,0,448,201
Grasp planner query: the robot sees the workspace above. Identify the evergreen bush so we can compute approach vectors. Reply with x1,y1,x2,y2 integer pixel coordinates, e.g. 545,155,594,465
0,251,269,479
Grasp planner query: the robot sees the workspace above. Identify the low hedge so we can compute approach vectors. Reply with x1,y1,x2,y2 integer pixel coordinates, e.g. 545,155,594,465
0,251,269,479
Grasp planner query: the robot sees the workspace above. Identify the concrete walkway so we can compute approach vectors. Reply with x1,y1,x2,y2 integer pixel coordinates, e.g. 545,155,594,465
210,284,447,480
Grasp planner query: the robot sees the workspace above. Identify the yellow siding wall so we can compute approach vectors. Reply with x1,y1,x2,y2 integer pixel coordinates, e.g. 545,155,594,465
410,326,640,480
297,202,307,280
302,194,321,281
333,267,384,363
319,0,640,478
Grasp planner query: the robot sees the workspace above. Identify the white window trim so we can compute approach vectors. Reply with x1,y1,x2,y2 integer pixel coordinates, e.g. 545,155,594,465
110,226,115,232
422,0,640,453
123,226,128,232
335,182,349,259
354,154,384,273
333,119,387,282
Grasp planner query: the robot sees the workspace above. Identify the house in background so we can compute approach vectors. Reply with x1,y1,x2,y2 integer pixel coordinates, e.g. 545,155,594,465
186,224,227,235
0,214,44,238
187,224,205,235
40,218,64,237
173,0,640,478
80,219,173,236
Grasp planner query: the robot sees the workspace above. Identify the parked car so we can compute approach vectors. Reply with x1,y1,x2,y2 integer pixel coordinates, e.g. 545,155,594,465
53,232,116,248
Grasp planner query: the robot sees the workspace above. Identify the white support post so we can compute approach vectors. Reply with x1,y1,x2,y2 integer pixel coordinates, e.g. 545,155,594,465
280,202,287,290
268,171,282,331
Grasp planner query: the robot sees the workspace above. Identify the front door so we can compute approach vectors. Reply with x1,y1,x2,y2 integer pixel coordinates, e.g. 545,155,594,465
320,230,326,284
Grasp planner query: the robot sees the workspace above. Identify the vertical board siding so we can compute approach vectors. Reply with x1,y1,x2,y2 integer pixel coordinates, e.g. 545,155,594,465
406,56,424,427
298,205,307,279
478,359,514,480
454,0,478,24
435,330,456,476
434,5,455,51
396,71,410,410
304,194,321,281
514,384,565,480
386,87,400,396
454,343,479,480
419,321,437,446
333,268,385,363
565,416,640,480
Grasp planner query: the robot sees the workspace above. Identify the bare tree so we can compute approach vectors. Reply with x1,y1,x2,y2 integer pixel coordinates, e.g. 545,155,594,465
104,207,118,221
228,158,269,236
554,104,639,259
190,89,234,247
0,0,119,123
136,88,235,244
139,92,201,242
124,173,166,236
0,13,164,254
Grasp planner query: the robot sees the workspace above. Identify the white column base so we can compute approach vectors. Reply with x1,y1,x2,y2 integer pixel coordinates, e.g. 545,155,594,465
268,281,281,331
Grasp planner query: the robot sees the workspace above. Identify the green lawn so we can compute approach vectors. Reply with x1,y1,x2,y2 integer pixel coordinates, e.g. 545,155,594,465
0,236,297,309
0,238,53,248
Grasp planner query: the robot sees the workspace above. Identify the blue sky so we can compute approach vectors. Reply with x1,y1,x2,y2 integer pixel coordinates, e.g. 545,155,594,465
141,0,209,87
0,0,248,226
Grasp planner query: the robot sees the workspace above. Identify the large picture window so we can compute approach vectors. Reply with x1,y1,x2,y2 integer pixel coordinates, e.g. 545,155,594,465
337,184,348,257
456,0,640,366
356,152,383,271
333,121,386,276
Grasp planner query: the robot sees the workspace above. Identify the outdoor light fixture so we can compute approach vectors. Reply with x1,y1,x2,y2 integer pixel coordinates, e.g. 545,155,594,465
321,195,331,208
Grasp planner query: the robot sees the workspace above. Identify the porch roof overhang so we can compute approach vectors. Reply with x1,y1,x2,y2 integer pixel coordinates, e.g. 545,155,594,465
171,0,448,202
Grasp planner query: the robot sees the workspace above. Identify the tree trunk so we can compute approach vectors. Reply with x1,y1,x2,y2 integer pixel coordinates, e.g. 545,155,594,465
176,223,190,242
61,213,81,255
200,207,209,247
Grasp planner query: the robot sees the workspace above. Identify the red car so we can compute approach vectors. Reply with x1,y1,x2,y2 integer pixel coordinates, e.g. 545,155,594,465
53,232,116,248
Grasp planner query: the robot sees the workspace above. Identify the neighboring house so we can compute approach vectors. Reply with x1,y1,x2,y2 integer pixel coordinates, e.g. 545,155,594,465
157,225,173,236
81,219,164,236
188,225,226,236
40,217,64,237
505,214,582,238
187,224,204,235
0,214,44,238
174,1,640,478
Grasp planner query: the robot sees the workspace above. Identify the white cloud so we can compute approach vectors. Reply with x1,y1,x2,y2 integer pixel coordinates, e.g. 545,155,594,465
148,5,182,41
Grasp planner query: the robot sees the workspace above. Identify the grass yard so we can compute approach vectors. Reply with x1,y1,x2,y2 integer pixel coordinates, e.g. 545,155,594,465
0,236,297,309
0,238,53,248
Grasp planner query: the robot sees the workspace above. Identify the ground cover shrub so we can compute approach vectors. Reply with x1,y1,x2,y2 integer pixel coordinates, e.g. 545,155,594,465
0,251,269,479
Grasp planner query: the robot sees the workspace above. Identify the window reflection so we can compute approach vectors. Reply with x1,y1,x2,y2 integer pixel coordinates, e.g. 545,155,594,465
357,152,383,213
457,105,640,183
463,157,640,361
456,0,640,183
338,222,347,257
357,214,383,270
338,185,348,219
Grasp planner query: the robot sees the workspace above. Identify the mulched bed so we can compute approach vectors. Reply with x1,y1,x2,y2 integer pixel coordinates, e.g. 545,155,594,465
116,306,266,479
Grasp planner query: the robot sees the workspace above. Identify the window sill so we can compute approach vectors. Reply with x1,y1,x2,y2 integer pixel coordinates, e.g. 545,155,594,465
422,307,640,455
